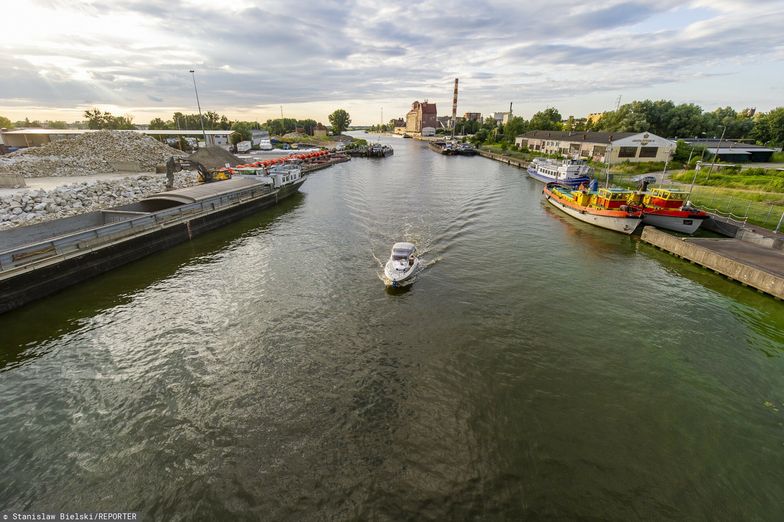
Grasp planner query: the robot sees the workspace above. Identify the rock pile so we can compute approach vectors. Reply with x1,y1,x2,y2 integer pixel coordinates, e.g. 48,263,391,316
0,131,186,178
187,146,242,170
0,171,198,230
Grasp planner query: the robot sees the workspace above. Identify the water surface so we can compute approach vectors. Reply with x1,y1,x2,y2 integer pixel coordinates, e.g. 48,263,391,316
1,135,783,520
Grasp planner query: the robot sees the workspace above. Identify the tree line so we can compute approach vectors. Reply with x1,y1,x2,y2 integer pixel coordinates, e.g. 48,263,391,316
473,101,784,149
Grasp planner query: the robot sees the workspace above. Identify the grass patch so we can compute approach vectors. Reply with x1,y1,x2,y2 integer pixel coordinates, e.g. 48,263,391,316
685,185,784,228
671,168,784,192
770,151,784,162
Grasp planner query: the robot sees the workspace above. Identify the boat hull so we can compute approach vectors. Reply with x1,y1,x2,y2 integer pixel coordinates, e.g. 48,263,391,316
383,258,421,287
0,179,305,314
543,186,641,235
641,211,706,234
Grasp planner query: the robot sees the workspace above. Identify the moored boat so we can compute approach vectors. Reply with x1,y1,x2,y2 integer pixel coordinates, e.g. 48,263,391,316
0,171,306,314
457,143,478,156
628,187,708,234
543,183,642,234
527,157,593,188
383,242,420,287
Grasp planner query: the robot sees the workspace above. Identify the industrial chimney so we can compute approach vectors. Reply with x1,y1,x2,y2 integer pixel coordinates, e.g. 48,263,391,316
451,78,459,138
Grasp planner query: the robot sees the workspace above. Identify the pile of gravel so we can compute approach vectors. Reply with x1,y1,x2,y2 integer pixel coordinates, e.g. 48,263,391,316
187,146,242,170
0,130,186,178
0,171,198,230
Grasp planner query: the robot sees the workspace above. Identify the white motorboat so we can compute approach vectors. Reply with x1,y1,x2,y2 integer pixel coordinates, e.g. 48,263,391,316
383,242,420,287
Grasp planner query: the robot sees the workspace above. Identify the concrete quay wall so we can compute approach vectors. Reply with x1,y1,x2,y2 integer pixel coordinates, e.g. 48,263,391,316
477,150,529,169
641,226,784,299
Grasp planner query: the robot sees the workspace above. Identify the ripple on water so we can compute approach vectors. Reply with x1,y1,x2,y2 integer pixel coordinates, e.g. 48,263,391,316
1,135,783,519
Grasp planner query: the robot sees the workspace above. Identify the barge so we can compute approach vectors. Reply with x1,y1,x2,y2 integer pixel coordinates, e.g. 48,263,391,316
0,166,305,313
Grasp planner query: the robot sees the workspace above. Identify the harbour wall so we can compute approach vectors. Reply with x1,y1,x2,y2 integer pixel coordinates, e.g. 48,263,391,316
477,150,529,169
640,226,784,299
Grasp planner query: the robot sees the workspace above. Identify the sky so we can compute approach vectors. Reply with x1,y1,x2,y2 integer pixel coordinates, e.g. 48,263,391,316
1,0,783,125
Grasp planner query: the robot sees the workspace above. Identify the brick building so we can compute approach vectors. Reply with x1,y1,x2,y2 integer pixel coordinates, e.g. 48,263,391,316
405,101,437,134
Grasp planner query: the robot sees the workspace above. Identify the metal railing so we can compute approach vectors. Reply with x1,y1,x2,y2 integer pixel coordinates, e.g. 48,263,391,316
0,184,272,273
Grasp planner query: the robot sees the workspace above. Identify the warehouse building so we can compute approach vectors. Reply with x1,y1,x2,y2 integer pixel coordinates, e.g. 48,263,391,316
680,138,777,163
405,101,437,135
515,131,675,164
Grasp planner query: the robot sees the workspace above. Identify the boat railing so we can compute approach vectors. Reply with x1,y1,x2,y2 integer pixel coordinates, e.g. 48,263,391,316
0,182,273,274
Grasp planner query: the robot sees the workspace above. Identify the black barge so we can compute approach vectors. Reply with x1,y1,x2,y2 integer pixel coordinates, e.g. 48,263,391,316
0,175,305,314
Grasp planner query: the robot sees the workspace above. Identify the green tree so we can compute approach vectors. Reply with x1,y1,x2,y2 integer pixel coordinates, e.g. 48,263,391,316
84,109,110,129
149,117,169,130
328,109,351,135
750,107,784,147
111,115,136,130
47,120,68,129
0,115,13,128
503,116,528,142
230,121,253,144
297,119,318,135
529,108,562,131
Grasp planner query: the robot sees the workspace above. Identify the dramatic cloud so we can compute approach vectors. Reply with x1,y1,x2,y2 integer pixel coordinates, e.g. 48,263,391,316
0,0,782,123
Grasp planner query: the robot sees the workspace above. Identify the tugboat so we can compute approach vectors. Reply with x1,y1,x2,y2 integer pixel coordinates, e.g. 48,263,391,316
628,187,708,234
383,242,420,287
543,182,642,234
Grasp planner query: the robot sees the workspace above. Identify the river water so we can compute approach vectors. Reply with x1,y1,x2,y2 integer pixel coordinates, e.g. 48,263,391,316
1,134,783,520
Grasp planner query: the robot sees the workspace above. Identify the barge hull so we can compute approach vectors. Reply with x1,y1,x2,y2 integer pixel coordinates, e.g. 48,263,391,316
0,179,304,314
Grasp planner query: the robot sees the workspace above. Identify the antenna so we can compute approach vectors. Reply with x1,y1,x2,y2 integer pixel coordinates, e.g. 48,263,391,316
280,105,283,119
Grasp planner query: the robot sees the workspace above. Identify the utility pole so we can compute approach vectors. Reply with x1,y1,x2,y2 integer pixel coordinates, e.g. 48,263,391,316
189,69,207,144
705,126,726,182
615,95,622,111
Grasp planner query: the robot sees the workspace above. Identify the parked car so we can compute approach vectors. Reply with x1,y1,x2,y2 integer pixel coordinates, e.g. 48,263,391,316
631,174,657,184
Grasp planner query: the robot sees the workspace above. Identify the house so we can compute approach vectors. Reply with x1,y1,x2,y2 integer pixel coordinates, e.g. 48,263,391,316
313,123,328,138
515,130,675,164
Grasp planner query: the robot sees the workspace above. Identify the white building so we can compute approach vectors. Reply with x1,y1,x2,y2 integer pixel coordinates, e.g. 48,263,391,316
515,131,675,164
493,112,512,125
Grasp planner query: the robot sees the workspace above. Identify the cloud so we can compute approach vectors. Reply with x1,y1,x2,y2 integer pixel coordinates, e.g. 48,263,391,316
0,0,782,122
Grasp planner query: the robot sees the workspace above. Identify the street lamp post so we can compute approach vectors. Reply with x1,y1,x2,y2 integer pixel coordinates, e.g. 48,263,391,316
189,69,207,145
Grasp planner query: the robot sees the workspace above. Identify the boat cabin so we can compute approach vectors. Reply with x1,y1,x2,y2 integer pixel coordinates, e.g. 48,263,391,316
643,188,687,209
391,242,416,265
594,187,634,209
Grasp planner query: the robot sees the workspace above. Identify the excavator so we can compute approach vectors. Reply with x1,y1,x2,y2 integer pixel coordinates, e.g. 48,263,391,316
171,157,232,184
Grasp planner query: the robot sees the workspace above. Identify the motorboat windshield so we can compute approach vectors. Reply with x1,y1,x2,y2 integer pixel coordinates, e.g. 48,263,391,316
391,242,416,259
